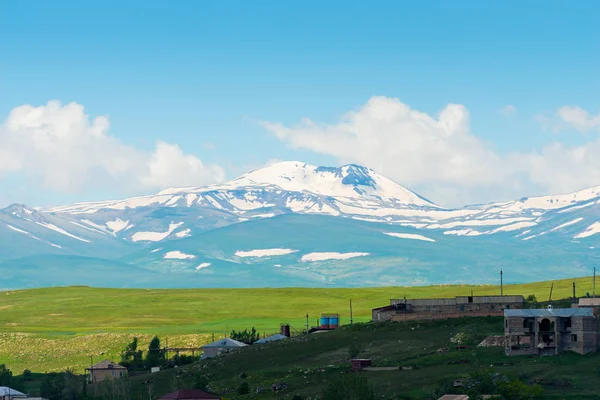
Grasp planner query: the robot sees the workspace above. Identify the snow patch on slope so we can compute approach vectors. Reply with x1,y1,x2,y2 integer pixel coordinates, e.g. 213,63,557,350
550,218,584,232
175,229,191,238
131,222,183,242
196,262,211,270
574,222,600,239
36,222,91,243
164,251,196,260
235,249,297,257
384,232,435,242
300,252,369,262
106,218,131,233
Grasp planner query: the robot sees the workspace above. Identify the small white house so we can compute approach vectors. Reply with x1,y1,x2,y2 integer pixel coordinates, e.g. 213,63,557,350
201,338,247,359
0,387,27,400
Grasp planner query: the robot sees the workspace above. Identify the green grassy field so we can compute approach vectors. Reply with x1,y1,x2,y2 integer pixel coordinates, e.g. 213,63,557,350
0,276,595,373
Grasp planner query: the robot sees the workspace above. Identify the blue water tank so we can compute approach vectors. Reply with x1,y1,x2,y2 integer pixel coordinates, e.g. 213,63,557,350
320,316,330,329
330,316,339,328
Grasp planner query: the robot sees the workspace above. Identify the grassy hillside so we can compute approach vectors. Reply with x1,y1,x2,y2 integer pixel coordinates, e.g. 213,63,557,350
100,318,600,399
0,276,596,373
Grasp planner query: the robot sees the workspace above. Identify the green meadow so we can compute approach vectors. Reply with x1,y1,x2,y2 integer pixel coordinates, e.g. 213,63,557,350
0,276,594,372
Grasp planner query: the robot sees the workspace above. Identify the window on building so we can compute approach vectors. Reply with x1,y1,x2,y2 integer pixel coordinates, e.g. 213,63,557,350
460,305,465,311
565,318,572,330
468,296,473,303
572,334,578,342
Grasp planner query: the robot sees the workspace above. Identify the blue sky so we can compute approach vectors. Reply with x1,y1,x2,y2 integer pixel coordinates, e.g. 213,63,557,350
1,0,599,207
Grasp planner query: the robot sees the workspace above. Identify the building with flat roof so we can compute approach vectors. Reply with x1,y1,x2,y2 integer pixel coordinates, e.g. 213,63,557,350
373,295,525,322
504,307,598,356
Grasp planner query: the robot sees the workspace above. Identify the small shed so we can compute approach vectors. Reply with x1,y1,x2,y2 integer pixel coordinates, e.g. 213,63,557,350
85,360,128,383
351,359,372,371
158,389,220,400
255,333,288,344
201,338,248,359
0,387,27,400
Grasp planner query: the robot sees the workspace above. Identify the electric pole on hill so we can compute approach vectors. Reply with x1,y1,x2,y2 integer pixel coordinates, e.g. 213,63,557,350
594,267,597,298
350,299,353,325
305,313,309,334
500,270,503,296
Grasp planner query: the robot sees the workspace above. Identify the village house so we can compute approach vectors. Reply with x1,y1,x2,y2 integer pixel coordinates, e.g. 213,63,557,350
201,338,248,359
0,387,27,400
372,295,525,322
85,360,128,383
504,307,598,356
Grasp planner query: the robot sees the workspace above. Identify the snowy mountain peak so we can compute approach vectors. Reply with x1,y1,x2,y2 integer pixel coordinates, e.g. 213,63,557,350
1,203,48,224
229,161,438,207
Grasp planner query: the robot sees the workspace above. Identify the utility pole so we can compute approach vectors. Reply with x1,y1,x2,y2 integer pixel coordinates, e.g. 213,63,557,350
549,282,554,302
573,281,576,299
500,270,503,296
165,337,169,364
305,313,309,334
594,268,596,298
350,299,353,325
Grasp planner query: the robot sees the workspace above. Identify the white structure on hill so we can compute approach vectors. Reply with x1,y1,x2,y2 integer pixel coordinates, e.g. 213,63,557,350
255,333,288,344
201,338,248,359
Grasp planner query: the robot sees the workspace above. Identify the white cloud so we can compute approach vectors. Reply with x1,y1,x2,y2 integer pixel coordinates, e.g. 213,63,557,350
499,105,517,117
536,105,600,134
263,96,600,206
556,106,600,132
0,101,225,198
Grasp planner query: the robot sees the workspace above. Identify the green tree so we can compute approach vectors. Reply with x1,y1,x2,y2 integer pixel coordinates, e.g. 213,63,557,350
0,364,12,386
526,294,537,303
230,327,260,344
322,374,376,400
146,336,164,367
120,337,143,368
22,368,33,382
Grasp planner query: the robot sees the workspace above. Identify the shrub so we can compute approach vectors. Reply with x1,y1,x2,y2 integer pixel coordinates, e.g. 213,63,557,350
322,374,376,400
348,339,361,359
237,381,250,395
526,294,537,303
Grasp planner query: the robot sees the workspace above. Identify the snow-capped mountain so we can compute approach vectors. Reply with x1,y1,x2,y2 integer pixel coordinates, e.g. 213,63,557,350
1,161,599,289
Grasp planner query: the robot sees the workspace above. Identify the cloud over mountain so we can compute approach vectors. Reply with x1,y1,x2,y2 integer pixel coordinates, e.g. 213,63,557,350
0,101,225,196
263,96,600,206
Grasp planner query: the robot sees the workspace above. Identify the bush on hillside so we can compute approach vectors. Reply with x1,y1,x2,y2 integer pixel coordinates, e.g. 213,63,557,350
348,338,361,359
236,381,250,395
526,294,537,303
321,374,376,400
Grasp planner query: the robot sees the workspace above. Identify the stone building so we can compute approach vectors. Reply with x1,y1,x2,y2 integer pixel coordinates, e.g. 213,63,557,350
372,295,525,322
504,307,598,356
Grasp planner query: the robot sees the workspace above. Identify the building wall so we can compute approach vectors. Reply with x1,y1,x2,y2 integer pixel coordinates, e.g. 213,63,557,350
90,368,127,382
203,347,241,358
505,315,599,356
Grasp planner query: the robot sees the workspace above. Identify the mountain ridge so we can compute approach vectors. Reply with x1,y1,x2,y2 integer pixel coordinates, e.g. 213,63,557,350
1,161,599,289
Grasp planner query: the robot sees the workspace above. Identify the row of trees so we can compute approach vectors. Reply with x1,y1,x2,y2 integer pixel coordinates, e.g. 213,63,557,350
120,336,165,369
229,327,260,344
